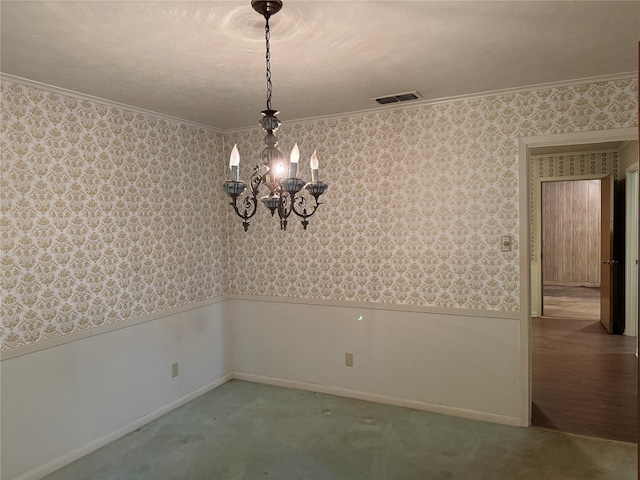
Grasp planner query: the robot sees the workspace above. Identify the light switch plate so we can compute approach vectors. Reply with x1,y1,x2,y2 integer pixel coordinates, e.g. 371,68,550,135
345,352,353,367
501,236,512,252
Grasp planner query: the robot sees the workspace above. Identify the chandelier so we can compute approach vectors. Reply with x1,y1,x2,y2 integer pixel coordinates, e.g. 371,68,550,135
223,0,328,232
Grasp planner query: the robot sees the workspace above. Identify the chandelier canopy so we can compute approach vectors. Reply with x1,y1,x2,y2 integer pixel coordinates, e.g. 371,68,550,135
223,0,328,232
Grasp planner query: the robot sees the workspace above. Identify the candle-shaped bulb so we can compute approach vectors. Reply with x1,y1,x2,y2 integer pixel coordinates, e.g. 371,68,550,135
290,143,300,164
310,150,319,169
310,150,319,182
289,143,299,178
229,144,240,181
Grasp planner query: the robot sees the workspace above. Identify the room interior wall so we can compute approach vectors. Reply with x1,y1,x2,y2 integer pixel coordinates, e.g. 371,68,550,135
541,179,601,285
231,297,521,423
1,76,638,479
224,77,637,429
1,80,230,352
0,79,232,479
1,301,232,480
225,81,636,311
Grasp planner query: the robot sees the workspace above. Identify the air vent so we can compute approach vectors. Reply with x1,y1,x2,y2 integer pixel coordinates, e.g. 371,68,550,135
373,91,422,105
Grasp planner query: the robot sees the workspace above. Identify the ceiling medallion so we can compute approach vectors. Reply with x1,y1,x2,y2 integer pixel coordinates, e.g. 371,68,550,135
223,0,328,232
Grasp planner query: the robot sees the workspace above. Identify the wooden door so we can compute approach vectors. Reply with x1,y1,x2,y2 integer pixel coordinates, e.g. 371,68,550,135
600,174,615,333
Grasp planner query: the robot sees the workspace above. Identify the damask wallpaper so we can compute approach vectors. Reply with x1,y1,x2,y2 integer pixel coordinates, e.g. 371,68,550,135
619,140,639,177
1,81,228,350
1,77,638,351
529,150,618,261
225,79,637,311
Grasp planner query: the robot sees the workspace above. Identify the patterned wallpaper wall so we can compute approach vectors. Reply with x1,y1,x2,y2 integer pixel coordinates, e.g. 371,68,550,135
619,140,639,177
1,77,638,351
529,151,618,262
1,81,228,350
225,79,637,312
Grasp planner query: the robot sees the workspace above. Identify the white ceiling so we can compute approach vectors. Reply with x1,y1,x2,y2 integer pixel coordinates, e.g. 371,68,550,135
1,1,638,130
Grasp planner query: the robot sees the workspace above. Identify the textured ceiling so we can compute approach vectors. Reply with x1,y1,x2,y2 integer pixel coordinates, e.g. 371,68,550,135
1,1,638,130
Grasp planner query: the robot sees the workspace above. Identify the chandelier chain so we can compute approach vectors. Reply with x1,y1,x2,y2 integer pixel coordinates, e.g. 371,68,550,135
265,16,272,111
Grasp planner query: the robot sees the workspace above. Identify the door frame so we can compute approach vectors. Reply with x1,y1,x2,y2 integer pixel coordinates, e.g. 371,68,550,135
534,175,606,318
625,164,639,338
517,127,637,426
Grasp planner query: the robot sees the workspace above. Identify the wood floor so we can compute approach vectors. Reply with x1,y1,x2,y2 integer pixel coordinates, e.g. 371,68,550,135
532,286,637,443
543,284,600,320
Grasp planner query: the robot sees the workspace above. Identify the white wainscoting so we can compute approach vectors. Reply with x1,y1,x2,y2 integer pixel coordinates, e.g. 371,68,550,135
230,296,522,425
1,300,232,480
3,296,524,480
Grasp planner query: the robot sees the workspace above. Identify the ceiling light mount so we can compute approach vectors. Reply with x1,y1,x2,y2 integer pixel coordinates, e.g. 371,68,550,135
251,0,283,18
223,1,328,232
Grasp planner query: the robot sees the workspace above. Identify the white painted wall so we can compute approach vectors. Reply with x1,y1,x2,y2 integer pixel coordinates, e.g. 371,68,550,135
530,264,540,318
625,167,638,341
231,297,522,424
1,301,232,480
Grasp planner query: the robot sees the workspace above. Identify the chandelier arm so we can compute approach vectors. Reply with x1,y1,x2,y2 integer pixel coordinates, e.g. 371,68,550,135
249,165,265,196
279,203,288,230
225,166,265,231
276,190,294,230
227,194,258,232
289,192,322,230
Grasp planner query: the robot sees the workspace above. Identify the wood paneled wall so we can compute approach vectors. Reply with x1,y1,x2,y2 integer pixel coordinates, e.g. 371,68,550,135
542,179,600,285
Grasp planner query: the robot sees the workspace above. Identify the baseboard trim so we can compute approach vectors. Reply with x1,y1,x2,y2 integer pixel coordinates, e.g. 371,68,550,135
233,373,521,427
13,373,234,480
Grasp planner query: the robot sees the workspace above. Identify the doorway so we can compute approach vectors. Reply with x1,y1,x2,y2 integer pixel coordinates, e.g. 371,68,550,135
517,127,638,439
540,178,602,321
529,148,636,441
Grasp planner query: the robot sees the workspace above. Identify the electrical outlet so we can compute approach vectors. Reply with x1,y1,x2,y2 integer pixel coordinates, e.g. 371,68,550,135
171,362,179,378
345,352,353,367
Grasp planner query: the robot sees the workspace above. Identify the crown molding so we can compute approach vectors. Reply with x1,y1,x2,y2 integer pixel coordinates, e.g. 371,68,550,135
0,73,223,133
223,72,638,133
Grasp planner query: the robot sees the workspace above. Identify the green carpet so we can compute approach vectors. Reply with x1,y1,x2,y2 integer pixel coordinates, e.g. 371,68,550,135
43,380,636,480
